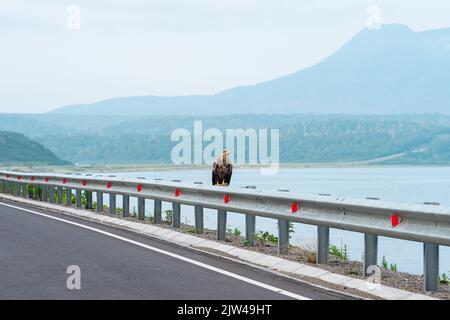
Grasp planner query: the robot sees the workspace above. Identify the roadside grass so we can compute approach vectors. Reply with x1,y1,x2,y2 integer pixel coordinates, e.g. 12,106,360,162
440,272,449,285
381,255,399,272
329,244,349,261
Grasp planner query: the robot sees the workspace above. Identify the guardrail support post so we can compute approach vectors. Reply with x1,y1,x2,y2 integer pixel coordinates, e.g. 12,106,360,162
16,182,21,197
423,243,439,292
96,192,103,212
217,210,227,241
109,193,116,215
28,184,33,199
49,186,54,203
35,185,40,200
195,205,203,233
317,226,330,264
172,203,180,228
66,188,72,206
245,215,256,245
137,197,145,220
154,199,162,224
86,191,93,209
22,183,27,197
76,189,82,208
278,219,289,255
27,184,33,199
122,195,130,217
57,187,63,204
363,233,378,276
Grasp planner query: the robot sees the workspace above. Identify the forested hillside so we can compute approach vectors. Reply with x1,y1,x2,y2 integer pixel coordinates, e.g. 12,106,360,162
0,114,449,165
0,130,69,165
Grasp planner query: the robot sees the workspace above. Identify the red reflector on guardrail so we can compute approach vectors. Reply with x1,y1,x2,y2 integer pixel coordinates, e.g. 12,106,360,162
391,214,400,227
175,189,181,197
82,180,87,186
31,177,35,182
18,176,21,180
224,195,230,204
63,178,67,184
291,202,298,213
107,182,111,189
137,185,142,192
45,177,49,182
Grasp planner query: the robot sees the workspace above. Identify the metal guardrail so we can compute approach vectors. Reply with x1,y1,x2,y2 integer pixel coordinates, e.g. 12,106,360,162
1,170,449,292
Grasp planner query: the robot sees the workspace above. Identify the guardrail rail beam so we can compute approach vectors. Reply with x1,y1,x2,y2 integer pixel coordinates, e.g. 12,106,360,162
1,170,449,292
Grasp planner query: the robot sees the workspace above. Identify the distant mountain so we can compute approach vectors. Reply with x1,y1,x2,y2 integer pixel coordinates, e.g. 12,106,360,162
50,24,450,115
0,131,69,165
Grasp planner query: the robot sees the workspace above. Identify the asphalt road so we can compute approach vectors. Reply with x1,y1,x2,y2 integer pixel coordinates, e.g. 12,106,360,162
0,199,356,300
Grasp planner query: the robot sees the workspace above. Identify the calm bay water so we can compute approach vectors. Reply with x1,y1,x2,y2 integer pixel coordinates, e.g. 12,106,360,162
102,166,449,275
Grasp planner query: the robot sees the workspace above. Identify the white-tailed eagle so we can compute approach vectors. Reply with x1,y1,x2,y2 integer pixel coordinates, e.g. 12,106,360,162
212,150,232,186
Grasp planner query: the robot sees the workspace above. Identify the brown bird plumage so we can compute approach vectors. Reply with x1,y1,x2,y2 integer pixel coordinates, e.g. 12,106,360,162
212,150,232,186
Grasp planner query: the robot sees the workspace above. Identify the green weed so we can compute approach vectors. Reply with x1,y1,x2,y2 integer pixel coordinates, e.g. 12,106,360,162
329,244,349,261
255,231,278,245
440,272,449,284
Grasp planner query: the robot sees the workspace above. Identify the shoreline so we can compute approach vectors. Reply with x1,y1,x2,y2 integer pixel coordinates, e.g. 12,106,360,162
6,162,450,173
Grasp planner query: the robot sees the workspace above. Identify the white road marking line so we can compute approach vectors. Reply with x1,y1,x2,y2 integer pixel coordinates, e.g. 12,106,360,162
0,202,311,300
